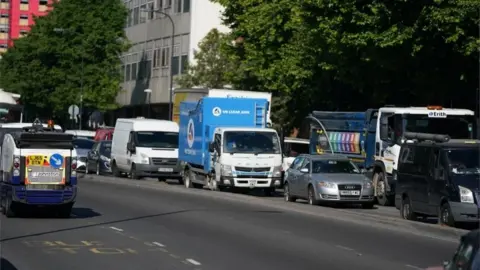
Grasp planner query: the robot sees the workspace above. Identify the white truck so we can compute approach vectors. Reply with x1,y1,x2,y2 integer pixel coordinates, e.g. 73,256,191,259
373,106,476,206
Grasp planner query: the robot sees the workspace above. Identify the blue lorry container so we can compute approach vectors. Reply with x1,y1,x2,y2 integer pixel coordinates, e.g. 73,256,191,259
178,97,270,173
299,110,378,169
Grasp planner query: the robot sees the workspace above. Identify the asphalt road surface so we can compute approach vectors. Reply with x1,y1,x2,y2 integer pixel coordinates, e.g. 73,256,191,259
0,176,458,270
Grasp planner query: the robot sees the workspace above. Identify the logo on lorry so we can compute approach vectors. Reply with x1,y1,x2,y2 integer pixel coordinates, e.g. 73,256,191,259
187,119,195,148
212,107,222,117
428,111,447,118
49,153,63,169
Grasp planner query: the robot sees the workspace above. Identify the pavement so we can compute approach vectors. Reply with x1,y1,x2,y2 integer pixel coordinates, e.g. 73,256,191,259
0,175,462,270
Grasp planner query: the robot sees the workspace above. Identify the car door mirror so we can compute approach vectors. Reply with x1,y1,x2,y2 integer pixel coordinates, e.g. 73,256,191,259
300,168,309,173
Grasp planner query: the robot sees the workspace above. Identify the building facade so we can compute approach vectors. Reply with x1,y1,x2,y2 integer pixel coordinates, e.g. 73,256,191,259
0,0,54,52
115,0,227,119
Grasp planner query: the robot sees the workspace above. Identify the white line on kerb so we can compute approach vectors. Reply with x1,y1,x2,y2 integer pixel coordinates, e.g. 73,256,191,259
186,259,201,266
152,241,165,247
109,226,123,232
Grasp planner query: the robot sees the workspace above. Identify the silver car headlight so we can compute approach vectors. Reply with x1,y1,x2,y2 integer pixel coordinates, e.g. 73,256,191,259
318,181,336,189
363,180,373,189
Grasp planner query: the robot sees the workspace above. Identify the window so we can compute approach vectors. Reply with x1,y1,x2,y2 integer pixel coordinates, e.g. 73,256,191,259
0,44,7,48
73,139,95,150
39,0,47,11
157,0,163,9
139,4,147,23
452,241,475,269
171,55,179,75
127,9,133,27
20,0,28,3
180,55,188,74
147,2,154,19
161,47,170,67
414,146,430,174
20,0,28,11
312,160,360,174
133,7,139,25
0,0,9,10
0,14,8,18
174,0,181,13
125,64,131,81
20,14,28,20
182,0,189,12
153,48,161,68
135,131,179,148
39,0,47,4
165,0,171,8
19,29,27,37
131,62,137,80
121,65,125,81
292,157,304,170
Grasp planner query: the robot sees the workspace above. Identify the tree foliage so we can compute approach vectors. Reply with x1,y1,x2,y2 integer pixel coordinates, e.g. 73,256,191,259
176,28,248,88
213,0,480,130
0,0,129,117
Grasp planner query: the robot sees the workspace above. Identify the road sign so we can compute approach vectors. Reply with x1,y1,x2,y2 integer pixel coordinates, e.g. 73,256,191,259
68,105,79,117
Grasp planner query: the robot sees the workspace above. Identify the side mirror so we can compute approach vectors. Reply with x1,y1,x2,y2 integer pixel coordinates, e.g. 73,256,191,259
208,143,215,153
379,117,390,141
127,142,135,152
300,168,309,173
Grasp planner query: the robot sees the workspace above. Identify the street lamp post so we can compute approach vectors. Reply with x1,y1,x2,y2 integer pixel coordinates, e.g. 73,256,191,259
141,9,175,121
53,28,84,130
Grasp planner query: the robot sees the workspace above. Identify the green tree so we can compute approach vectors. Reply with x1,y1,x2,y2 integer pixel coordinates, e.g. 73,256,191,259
213,0,479,131
176,28,244,88
0,0,129,118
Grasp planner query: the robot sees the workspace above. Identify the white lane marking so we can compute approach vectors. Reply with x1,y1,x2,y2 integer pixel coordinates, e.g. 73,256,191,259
335,245,354,251
109,226,123,232
186,259,201,266
405,265,423,270
152,241,165,247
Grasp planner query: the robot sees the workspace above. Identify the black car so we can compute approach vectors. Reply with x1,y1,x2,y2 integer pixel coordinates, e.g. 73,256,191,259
438,229,480,270
395,132,480,227
86,140,112,175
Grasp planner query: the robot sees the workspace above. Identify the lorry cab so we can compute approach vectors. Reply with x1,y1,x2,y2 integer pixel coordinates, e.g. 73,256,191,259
375,106,476,206
282,136,309,172
0,120,77,217
396,134,480,227
110,118,182,181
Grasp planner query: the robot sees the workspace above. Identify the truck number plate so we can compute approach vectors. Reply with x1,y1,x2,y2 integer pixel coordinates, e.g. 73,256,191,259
340,190,360,196
28,155,44,166
30,172,60,178
249,180,256,188
158,168,173,172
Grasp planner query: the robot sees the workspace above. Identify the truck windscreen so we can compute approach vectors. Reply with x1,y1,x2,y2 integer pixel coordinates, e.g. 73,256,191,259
447,148,480,175
135,131,179,148
405,115,476,139
223,131,281,154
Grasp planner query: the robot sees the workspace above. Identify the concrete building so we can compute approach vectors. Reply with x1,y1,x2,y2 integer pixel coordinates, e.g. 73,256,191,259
116,0,227,120
0,0,54,52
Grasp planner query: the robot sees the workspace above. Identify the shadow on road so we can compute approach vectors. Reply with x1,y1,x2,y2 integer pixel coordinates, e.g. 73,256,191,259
15,207,101,219
0,258,18,270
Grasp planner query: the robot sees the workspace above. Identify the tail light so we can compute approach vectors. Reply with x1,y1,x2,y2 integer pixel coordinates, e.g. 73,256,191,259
71,158,77,176
13,156,20,176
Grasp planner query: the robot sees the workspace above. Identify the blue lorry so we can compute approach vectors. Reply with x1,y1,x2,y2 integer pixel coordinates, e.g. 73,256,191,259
178,97,283,194
0,121,78,217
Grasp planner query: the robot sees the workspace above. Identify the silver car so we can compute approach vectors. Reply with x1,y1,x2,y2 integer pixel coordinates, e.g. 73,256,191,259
284,154,375,208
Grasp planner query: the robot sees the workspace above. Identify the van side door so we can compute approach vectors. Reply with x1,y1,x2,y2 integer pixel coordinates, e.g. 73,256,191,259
412,146,431,214
428,149,448,215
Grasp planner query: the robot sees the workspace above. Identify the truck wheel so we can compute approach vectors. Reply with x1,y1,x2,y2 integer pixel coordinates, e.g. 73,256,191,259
129,164,140,180
58,203,73,218
374,171,393,206
112,161,121,177
184,170,193,188
440,202,456,227
400,196,417,220
284,183,296,202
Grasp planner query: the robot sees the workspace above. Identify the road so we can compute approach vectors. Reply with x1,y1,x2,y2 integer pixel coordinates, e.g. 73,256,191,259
0,175,459,270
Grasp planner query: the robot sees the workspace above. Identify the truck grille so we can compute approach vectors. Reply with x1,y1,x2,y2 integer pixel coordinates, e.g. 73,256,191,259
236,175,269,179
338,184,362,190
151,158,177,166
235,167,270,172
27,166,63,183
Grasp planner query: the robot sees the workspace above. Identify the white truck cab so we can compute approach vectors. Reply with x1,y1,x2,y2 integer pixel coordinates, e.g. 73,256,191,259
110,118,182,181
373,106,476,206
210,127,283,190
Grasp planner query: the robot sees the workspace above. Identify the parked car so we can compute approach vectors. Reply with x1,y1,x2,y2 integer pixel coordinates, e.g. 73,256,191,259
427,229,479,270
86,140,112,175
73,138,95,172
283,154,375,208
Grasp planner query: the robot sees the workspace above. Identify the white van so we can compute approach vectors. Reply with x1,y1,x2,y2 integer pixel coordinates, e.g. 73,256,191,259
110,118,182,182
